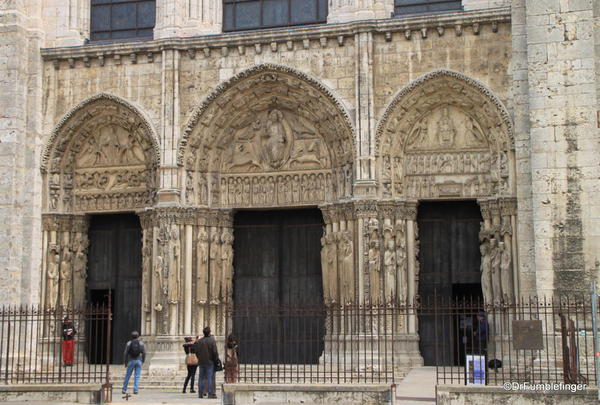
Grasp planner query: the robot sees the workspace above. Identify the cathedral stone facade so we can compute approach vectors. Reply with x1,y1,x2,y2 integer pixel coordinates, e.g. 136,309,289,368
1,0,599,369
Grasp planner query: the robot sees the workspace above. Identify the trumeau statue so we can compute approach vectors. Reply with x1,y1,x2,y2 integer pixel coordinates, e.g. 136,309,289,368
47,245,60,309
59,246,72,308
196,227,209,304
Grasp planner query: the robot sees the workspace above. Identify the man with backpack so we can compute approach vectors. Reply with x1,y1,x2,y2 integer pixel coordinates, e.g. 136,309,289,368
122,331,146,395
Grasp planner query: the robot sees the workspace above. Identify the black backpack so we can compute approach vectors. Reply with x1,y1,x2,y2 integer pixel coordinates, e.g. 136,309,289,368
128,339,142,357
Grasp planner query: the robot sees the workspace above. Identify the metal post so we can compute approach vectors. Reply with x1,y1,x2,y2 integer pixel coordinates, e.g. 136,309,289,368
591,281,600,400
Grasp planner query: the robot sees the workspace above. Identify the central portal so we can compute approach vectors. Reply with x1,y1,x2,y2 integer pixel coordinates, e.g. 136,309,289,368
233,208,325,364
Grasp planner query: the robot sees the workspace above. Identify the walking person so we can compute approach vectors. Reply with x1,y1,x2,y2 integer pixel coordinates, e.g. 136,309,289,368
122,331,146,395
182,336,198,393
193,327,219,399
224,335,239,383
61,316,76,366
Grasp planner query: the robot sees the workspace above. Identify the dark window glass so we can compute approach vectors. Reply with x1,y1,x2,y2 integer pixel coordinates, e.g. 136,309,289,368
223,0,328,32
90,0,156,42
393,0,462,16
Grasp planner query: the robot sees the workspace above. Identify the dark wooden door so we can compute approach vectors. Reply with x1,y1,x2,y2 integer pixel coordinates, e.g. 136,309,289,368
417,201,482,366
233,209,325,364
87,214,142,364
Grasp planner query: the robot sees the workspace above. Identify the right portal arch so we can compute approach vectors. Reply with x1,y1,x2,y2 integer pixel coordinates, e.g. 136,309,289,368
376,69,515,200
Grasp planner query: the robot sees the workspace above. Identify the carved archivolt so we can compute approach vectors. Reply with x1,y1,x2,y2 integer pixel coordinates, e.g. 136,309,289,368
377,69,514,200
179,64,355,208
42,94,160,212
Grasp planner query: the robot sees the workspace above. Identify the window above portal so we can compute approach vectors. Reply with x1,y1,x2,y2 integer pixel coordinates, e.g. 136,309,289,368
393,0,462,16
90,0,156,42
223,0,328,32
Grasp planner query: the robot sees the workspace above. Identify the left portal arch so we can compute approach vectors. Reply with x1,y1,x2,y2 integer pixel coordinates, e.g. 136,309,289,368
42,93,160,213
178,64,355,208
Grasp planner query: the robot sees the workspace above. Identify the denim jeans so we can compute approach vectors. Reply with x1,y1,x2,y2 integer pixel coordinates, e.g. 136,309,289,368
122,359,142,393
198,363,215,396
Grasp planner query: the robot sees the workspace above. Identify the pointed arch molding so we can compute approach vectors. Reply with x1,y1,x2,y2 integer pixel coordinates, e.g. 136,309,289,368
177,63,356,167
41,93,161,173
375,69,514,155
41,93,161,213
376,69,515,200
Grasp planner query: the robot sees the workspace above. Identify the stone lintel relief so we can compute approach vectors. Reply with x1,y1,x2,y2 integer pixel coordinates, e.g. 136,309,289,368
377,71,515,201
139,207,233,337
43,96,159,214
180,67,355,209
478,197,517,304
41,214,89,311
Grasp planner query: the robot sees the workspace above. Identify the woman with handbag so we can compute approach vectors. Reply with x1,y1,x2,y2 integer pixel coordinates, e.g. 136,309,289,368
182,336,198,393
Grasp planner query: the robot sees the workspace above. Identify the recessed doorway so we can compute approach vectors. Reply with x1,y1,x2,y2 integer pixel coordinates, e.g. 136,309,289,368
417,201,483,366
87,214,142,364
232,208,325,364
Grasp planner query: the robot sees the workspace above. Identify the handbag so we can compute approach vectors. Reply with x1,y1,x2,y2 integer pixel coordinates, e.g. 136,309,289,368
214,358,223,372
185,353,198,366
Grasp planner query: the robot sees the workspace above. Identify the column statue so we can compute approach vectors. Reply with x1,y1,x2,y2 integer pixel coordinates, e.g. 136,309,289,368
499,241,513,303
209,228,222,304
72,234,88,309
395,225,407,303
221,228,234,302
383,228,396,304
489,238,502,303
320,235,330,303
480,239,493,305
46,245,60,309
368,235,381,305
340,231,354,305
59,245,73,308
196,227,209,304
325,233,338,303
167,224,180,304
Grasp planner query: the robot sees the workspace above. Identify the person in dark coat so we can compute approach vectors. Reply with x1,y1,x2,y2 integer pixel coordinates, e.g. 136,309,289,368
182,336,198,393
61,316,77,366
193,327,219,399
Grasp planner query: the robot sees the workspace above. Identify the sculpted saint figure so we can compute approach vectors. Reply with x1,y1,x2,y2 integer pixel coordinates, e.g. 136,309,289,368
395,226,407,303
168,225,180,304
340,231,354,305
47,246,60,309
489,238,502,303
383,235,397,304
154,255,165,303
437,106,456,147
320,235,330,303
196,228,209,304
141,240,152,312
72,234,88,309
209,229,222,304
59,246,72,308
480,240,493,305
221,229,234,302
325,233,338,303
499,241,513,303
368,236,381,305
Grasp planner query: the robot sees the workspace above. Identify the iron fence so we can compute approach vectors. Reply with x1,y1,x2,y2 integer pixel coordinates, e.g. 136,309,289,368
0,304,112,386
431,295,596,387
225,303,401,384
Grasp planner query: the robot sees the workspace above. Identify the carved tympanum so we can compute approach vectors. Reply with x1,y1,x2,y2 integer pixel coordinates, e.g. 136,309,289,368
378,71,514,200
44,96,159,212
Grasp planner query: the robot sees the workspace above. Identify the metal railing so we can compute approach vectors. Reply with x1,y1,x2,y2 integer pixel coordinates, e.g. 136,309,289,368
0,304,111,386
432,295,596,387
224,303,400,384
